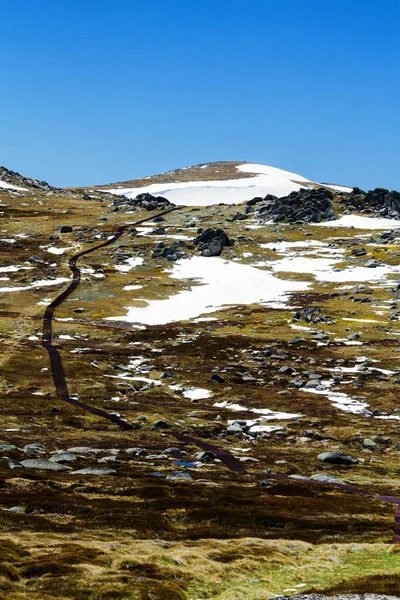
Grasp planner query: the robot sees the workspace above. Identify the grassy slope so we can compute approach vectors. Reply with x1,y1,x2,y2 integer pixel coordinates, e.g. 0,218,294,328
1,184,400,598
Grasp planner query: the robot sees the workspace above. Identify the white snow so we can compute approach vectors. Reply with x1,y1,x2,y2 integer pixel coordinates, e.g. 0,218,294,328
183,388,212,400
216,401,301,421
315,215,400,230
123,284,143,291
267,254,400,283
0,180,27,191
40,246,72,255
0,265,33,273
271,257,336,275
106,256,309,325
261,240,325,251
216,400,301,433
115,256,144,272
0,277,69,293
322,183,353,193
301,385,369,415
104,163,344,207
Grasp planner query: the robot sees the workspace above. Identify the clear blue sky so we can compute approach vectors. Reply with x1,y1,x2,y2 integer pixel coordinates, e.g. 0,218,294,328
1,0,399,189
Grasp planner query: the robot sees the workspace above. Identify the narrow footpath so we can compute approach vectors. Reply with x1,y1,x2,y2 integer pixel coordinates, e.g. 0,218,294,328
41,207,400,540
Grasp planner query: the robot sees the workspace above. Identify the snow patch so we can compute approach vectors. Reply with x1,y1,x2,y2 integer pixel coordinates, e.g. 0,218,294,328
104,162,338,207
106,256,309,325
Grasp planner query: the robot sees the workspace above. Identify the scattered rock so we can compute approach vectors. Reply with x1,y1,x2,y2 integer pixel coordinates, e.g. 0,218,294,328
71,467,116,475
165,471,193,482
21,459,72,471
255,187,335,224
28,255,45,264
49,452,79,463
152,420,169,429
194,228,232,257
23,443,46,455
317,452,359,465
310,473,344,484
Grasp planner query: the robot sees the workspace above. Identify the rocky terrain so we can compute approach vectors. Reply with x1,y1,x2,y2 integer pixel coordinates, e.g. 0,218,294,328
1,161,400,599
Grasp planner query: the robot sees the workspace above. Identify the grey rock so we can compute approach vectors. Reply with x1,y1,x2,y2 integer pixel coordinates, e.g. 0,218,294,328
310,473,344,484
209,373,226,383
0,458,25,469
126,447,148,456
195,451,216,462
71,467,116,475
21,459,72,471
0,444,17,452
49,452,78,463
23,443,46,455
164,447,184,457
317,452,359,465
7,506,26,513
98,456,119,463
363,438,378,449
166,471,193,482
312,333,329,341
28,255,45,264
67,446,101,454
227,424,242,435
152,420,169,429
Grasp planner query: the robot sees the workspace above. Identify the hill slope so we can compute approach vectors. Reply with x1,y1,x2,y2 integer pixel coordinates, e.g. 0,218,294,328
93,161,353,206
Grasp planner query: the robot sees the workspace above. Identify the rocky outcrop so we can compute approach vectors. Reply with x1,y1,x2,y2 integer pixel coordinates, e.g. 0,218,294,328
251,187,335,224
194,228,233,257
0,165,53,191
113,192,172,211
342,187,400,219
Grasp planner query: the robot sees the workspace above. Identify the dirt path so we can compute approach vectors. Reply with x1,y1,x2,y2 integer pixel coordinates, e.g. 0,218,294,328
41,206,245,473
40,207,400,536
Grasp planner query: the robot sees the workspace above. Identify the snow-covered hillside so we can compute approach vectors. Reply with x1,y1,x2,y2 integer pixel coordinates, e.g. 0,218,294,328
103,163,352,207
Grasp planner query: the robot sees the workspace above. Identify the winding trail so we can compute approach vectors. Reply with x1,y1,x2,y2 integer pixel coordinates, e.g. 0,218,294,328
41,207,400,538
41,207,245,473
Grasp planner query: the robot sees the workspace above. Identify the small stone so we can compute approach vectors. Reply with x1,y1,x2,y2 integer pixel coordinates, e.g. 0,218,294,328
67,446,100,454
363,438,378,449
317,451,359,465
289,337,306,345
71,467,116,475
227,424,242,435
209,373,226,383
28,255,45,264
164,448,183,457
166,471,193,482
7,506,26,513
310,473,344,484
21,459,72,471
0,444,17,452
23,443,46,455
49,452,78,463
152,420,169,429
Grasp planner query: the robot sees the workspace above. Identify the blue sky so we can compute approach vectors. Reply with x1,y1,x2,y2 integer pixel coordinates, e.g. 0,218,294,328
1,0,399,189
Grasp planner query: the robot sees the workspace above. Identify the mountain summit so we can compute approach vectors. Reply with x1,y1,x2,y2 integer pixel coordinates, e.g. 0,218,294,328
94,161,352,207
